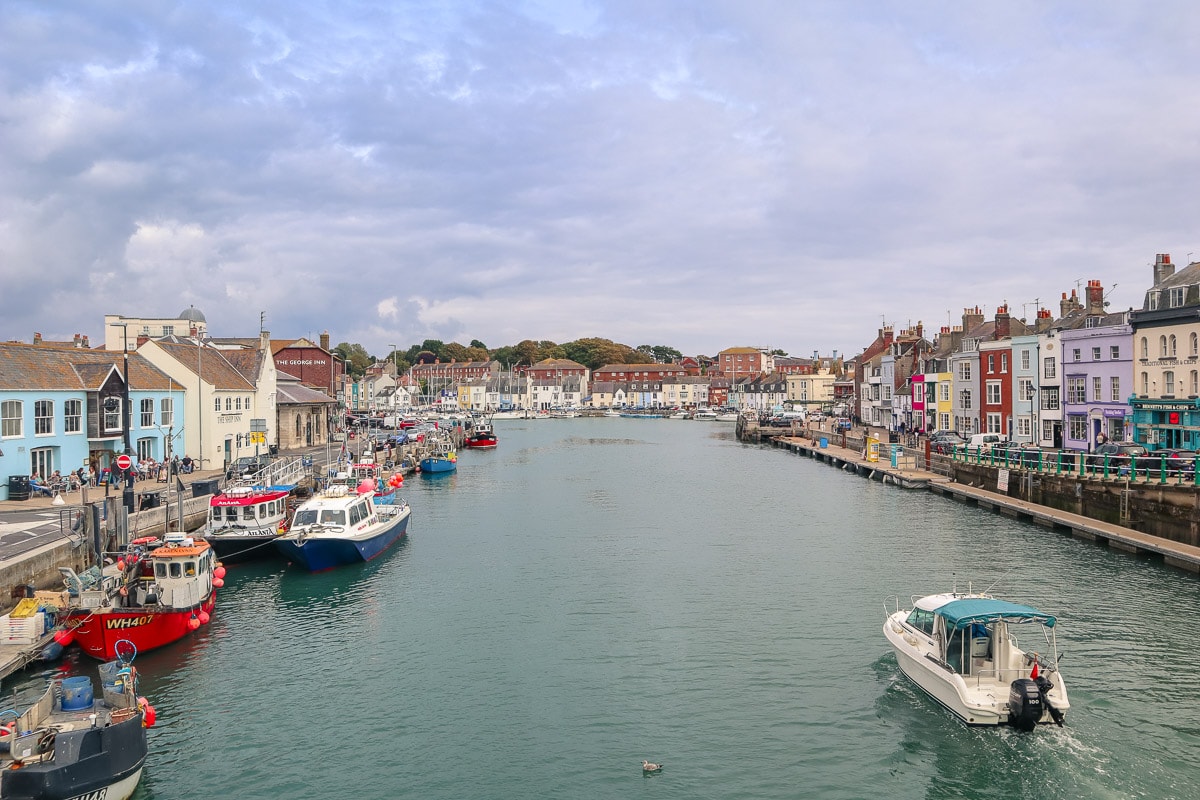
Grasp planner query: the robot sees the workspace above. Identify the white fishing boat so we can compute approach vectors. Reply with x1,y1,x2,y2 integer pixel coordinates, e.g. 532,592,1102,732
692,408,717,421
883,588,1069,729
714,409,740,421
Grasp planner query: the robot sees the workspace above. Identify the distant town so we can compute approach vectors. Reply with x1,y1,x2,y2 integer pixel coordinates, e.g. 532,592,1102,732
0,251,1194,493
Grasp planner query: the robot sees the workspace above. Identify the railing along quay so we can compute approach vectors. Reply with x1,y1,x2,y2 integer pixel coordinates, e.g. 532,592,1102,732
756,425,1200,576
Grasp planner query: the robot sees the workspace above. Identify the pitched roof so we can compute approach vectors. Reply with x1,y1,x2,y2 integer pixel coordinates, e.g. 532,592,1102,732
0,343,176,391
153,341,256,391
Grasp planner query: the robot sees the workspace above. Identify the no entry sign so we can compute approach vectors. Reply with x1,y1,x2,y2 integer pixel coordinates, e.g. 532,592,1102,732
115,454,133,471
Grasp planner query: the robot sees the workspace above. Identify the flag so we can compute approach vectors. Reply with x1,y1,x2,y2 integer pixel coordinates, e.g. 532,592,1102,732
1030,661,1039,680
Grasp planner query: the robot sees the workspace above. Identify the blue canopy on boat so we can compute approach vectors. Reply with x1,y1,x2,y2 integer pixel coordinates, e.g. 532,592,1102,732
936,598,1056,630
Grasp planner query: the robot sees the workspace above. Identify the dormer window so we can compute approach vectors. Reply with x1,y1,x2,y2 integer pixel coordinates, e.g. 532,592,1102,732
1170,287,1187,308
1148,291,1160,310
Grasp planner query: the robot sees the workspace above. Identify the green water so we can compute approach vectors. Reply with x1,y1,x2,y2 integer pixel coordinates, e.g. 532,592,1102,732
74,417,1200,798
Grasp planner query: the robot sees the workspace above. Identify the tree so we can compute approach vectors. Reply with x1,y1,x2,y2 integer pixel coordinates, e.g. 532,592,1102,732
537,340,565,361
469,339,488,351
442,342,470,362
650,345,683,363
563,338,631,370
414,350,438,365
464,346,490,361
333,342,372,377
513,340,541,366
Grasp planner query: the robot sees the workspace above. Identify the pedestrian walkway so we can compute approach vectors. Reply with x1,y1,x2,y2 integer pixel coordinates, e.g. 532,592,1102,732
0,465,226,513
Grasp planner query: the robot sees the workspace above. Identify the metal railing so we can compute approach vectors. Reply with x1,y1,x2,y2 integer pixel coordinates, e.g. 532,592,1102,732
948,446,1200,486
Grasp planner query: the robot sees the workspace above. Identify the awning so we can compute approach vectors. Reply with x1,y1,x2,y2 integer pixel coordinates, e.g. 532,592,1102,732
936,598,1056,630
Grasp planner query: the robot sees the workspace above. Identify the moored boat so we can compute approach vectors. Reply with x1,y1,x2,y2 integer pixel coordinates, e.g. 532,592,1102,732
419,438,458,473
0,647,154,800
60,534,220,660
464,426,498,449
205,486,293,562
274,484,411,571
692,408,718,421
883,588,1069,729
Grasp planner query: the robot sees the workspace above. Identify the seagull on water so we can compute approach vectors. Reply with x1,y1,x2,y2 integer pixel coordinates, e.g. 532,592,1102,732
642,760,664,773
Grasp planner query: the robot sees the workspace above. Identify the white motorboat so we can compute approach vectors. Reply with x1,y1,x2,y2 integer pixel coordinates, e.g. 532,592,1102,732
714,409,740,421
883,589,1068,729
692,408,717,421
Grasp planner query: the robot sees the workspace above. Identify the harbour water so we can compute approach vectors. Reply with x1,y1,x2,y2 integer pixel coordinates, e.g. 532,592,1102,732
34,417,1200,798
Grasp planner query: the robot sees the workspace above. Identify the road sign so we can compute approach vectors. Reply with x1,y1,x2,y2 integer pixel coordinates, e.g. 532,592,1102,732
115,454,133,471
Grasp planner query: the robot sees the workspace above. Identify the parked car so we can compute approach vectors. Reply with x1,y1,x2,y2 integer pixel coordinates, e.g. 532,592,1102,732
929,431,966,454
225,455,270,481
968,433,1007,451
1088,442,1149,472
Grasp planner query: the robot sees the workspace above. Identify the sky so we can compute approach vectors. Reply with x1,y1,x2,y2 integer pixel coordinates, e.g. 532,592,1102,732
3,1,1199,360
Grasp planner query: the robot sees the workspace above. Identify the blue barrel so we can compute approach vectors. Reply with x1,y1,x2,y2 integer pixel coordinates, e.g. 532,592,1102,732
61,676,94,710
819,437,828,448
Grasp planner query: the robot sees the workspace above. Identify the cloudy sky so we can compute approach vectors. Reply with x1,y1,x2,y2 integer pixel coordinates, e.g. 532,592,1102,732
3,1,1199,359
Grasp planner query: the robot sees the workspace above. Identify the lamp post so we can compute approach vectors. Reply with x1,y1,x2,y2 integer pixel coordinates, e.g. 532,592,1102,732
118,324,134,513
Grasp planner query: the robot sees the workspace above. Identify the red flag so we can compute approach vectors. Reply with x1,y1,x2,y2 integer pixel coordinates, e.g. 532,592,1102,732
1030,661,1039,680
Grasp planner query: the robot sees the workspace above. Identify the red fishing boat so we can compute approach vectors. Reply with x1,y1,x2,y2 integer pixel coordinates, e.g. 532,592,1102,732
59,533,223,660
464,424,498,449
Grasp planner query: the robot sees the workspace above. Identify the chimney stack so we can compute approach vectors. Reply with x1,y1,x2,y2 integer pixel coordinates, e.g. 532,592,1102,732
1060,290,1082,318
73,333,81,347
1086,279,1105,316
962,306,984,332
1036,307,1053,334
260,330,270,350
994,305,1011,339
320,330,330,351
1153,253,1175,286
81,335,89,348
950,325,964,352
33,332,42,344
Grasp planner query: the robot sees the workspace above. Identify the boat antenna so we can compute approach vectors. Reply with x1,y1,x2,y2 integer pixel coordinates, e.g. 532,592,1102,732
983,567,1015,595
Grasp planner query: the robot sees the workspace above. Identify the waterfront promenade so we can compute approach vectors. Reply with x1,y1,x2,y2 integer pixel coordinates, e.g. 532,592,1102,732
771,427,1200,574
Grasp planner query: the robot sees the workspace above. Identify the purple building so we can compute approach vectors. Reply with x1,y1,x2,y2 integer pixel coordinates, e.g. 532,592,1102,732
1059,311,1133,452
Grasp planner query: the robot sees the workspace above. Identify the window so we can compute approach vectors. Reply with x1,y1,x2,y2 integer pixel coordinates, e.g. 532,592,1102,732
1170,287,1186,308
1192,333,1199,358
214,398,221,412
1141,337,1148,360
940,383,950,402
1111,377,1121,402
1165,371,1176,396
1018,379,1034,401
34,400,53,435
136,437,153,461
1141,372,1149,395
1067,377,1086,404
161,398,173,427
1044,357,1056,379
1092,347,1101,361
65,399,82,433
103,399,121,432
1042,420,1055,442
1068,415,1088,440
235,397,242,411
1001,354,1008,373
1148,291,1160,310
988,354,995,372
940,412,950,431
140,398,154,427
1016,416,1031,437
986,381,1001,404
1192,371,1198,397
1041,387,1060,410
163,325,175,336
986,412,1002,433
958,362,972,381
1020,350,1030,370
1092,376,1102,401
1111,345,1121,360
959,390,973,410
1160,335,1168,357
1170,335,1178,357
225,397,232,411
1073,349,1081,362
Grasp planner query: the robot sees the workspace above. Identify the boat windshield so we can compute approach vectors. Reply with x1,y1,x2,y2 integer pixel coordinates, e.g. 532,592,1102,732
293,509,348,526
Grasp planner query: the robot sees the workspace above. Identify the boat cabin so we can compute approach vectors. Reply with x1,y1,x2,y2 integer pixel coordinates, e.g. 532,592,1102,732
139,536,216,609
210,488,290,528
905,594,1058,680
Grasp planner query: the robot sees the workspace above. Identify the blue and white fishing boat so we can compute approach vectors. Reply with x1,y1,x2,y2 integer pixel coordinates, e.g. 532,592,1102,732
419,437,457,474
274,485,411,571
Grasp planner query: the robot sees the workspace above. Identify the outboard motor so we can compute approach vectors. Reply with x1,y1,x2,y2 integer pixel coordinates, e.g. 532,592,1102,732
1036,675,1065,727
1007,678,1043,731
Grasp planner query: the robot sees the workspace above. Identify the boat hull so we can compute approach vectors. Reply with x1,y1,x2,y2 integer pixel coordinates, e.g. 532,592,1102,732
207,525,282,562
275,507,410,571
67,594,217,661
0,712,146,800
419,457,457,473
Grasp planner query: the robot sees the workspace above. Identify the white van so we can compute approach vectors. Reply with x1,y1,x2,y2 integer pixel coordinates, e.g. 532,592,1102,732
968,433,1006,451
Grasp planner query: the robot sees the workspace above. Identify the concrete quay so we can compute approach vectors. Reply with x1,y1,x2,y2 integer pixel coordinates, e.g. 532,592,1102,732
772,433,1200,575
